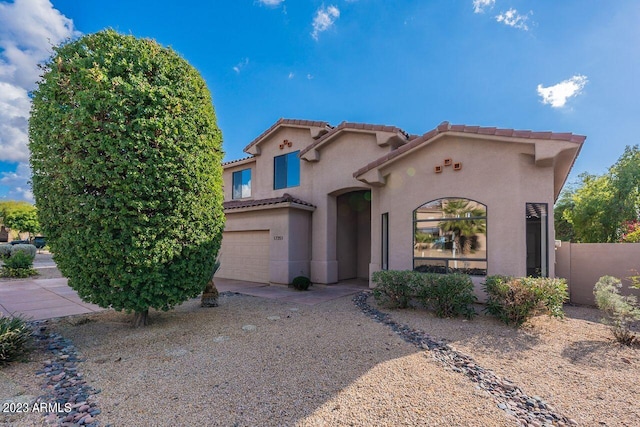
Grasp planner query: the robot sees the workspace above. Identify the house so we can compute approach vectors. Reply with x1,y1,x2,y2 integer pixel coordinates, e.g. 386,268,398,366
217,118,585,293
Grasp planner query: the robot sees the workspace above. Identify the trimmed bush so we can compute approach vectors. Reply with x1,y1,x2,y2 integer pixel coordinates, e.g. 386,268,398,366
483,276,568,327
0,245,11,259
372,270,422,308
291,276,312,291
417,273,477,319
0,316,33,365
594,275,640,346
1,251,38,278
10,244,37,258
4,251,34,269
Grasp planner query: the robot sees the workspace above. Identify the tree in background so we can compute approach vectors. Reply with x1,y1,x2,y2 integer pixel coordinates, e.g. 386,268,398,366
557,145,640,243
0,201,40,239
439,199,486,255
29,30,225,327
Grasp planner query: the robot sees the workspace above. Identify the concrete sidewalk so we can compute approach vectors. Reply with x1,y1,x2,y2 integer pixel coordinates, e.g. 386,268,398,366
0,277,368,321
0,278,103,321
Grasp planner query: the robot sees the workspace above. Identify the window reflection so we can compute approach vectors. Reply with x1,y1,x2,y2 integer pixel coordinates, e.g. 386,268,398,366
413,198,487,275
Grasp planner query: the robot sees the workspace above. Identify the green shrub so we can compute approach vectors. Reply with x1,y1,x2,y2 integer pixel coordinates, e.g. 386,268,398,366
372,270,421,308
0,316,33,365
0,245,11,259
417,273,477,319
291,276,312,291
29,30,225,327
483,276,568,327
1,251,38,278
10,244,37,258
594,275,640,346
4,251,34,269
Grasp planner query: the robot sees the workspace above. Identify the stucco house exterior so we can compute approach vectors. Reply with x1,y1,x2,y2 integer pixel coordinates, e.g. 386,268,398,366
216,118,585,291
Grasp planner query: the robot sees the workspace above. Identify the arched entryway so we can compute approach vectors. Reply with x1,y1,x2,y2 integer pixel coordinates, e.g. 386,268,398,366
336,190,371,280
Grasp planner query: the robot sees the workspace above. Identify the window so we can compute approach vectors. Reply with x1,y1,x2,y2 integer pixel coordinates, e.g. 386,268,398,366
274,151,300,190
232,168,251,199
526,203,548,277
381,213,389,270
413,198,487,275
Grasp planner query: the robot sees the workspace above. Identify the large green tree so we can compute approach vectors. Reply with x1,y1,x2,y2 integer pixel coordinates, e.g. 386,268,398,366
558,145,640,243
29,30,224,326
0,201,40,239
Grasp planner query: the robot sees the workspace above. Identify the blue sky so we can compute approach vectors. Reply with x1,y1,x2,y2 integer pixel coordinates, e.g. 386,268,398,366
1,0,639,201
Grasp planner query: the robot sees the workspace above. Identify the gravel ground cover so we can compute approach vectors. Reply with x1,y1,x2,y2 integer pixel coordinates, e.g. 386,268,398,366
376,298,640,427
1,290,638,426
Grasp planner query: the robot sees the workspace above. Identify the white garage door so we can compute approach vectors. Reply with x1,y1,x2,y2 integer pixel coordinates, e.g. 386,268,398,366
216,230,270,283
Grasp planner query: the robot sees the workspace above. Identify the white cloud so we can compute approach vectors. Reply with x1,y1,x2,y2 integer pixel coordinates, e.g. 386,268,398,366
306,74,314,80
288,72,295,79
537,75,588,108
473,0,495,14
233,57,249,73
0,163,34,202
257,0,284,6
311,5,340,40
0,0,77,200
496,8,530,31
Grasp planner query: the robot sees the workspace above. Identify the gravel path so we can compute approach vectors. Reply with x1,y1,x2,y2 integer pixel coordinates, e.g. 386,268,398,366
1,290,638,426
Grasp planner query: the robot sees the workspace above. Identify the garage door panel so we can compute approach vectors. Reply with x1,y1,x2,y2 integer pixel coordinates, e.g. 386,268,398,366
216,231,269,283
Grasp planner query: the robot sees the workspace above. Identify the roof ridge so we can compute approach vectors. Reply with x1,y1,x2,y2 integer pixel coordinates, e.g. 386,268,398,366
353,121,586,178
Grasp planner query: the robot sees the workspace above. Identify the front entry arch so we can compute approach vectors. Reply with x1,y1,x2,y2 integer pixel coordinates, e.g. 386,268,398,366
336,190,371,280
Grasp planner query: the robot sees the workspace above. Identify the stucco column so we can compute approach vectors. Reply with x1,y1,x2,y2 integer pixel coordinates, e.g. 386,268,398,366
310,194,338,283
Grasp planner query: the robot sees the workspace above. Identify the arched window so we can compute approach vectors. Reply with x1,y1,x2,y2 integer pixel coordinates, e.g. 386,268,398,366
413,198,487,275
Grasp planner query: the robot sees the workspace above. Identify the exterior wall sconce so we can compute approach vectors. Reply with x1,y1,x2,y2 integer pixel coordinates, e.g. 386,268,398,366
434,165,443,173
453,162,462,171
444,158,452,166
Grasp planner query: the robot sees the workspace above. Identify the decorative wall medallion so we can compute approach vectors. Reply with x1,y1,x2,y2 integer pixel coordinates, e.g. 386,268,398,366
435,158,462,173
279,139,293,150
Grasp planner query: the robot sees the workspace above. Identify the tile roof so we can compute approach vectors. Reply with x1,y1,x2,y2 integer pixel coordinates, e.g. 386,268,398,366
223,193,316,210
222,156,255,167
243,118,331,153
299,121,410,156
354,121,586,178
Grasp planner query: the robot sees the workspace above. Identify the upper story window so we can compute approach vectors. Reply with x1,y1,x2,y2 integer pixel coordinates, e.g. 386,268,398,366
232,168,251,199
274,151,300,190
413,198,487,276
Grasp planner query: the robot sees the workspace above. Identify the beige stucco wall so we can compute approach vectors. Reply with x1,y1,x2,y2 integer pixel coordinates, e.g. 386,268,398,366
369,136,556,280
556,242,640,306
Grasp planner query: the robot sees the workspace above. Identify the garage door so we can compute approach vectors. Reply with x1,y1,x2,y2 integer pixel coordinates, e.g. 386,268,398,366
216,230,270,283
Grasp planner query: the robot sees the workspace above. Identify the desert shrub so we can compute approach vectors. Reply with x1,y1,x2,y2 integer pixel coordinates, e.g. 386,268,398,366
372,270,422,308
5,251,34,269
291,276,312,291
10,244,36,258
0,316,33,365
416,273,477,319
483,276,568,327
594,275,640,346
1,251,38,278
0,245,11,259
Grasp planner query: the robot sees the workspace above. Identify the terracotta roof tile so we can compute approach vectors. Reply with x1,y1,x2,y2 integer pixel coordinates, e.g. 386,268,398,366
224,193,315,210
299,121,410,156
353,121,586,178
222,156,255,167
243,118,331,152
